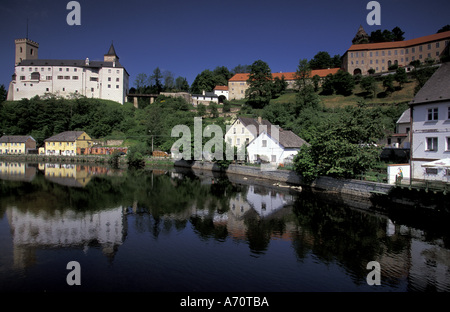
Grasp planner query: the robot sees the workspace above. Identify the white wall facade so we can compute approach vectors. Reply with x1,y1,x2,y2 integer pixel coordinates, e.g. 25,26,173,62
224,119,258,149
10,62,129,104
247,132,298,165
410,101,450,181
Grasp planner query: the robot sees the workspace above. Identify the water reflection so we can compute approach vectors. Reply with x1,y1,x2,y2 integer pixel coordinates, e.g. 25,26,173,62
0,162,449,291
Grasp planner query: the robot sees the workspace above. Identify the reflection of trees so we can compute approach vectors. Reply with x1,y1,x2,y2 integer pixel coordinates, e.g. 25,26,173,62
244,217,287,255
289,192,410,284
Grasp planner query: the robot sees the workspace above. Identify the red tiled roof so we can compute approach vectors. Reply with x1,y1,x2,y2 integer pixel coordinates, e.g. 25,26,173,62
347,30,450,51
229,68,341,82
214,85,229,91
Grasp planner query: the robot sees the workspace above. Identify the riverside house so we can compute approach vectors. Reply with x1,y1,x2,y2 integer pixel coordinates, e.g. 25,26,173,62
0,135,36,155
225,116,274,152
44,131,93,156
409,63,450,182
247,129,309,166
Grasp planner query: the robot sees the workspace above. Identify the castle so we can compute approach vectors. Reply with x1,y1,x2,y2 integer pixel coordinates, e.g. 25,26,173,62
342,26,450,76
7,38,130,104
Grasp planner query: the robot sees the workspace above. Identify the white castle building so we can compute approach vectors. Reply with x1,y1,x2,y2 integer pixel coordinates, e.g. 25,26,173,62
7,38,129,104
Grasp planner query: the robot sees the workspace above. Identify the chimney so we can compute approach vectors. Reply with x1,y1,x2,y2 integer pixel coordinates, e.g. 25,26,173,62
258,116,262,124
202,90,205,96
85,58,89,66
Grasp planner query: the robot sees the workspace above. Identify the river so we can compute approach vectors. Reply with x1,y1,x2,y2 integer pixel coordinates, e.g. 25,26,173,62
1,161,450,294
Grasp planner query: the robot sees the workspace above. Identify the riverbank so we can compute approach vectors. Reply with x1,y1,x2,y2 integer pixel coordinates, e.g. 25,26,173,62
172,160,450,215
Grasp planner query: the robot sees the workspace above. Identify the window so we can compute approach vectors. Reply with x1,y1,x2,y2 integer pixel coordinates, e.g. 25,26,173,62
437,42,440,48
412,47,415,53
73,76,79,80
427,108,438,121
262,140,267,147
20,76,25,80
233,128,236,134
271,155,276,162
116,78,120,82
426,137,438,151
57,76,63,80
74,68,77,72
90,77,98,82
448,107,450,119
428,44,431,50
108,77,111,81
46,76,52,80
426,168,438,175
237,138,240,145
446,137,450,151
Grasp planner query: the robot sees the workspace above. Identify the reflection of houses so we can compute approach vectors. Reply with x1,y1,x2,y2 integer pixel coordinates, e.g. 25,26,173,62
6,206,126,268
43,163,93,187
409,63,450,182
0,135,36,154
0,161,36,182
44,131,93,156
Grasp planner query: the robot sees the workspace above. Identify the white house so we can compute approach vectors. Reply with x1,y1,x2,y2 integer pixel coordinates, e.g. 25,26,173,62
8,39,129,104
409,63,450,182
224,116,274,153
247,129,309,165
213,85,229,102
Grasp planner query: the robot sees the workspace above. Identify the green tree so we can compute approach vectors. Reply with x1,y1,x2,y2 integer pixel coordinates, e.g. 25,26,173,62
272,76,288,98
391,26,405,41
0,84,7,103
175,76,190,92
332,70,355,96
245,60,273,109
382,75,395,94
295,59,311,89
232,64,251,74
321,74,335,95
134,73,148,93
150,67,164,93
360,76,377,98
437,25,450,33
309,51,333,70
311,75,320,92
190,69,215,94
394,67,408,89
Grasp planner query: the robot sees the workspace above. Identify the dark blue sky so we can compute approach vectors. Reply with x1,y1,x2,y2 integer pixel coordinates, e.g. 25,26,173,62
1,0,449,89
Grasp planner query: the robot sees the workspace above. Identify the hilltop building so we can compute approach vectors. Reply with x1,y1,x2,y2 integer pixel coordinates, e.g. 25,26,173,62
342,27,450,76
227,68,340,100
7,39,129,104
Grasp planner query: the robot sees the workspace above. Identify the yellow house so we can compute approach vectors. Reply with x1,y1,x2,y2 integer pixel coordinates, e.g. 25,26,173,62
44,131,93,156
0,135,36,155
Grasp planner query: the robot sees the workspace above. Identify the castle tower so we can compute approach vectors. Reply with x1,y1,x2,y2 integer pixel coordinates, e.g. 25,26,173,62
104,42,119,63
352,25,369,44
15,38,39,66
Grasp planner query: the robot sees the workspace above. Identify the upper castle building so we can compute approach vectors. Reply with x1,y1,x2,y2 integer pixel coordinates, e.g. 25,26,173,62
7,38,129,104
342,27,450,76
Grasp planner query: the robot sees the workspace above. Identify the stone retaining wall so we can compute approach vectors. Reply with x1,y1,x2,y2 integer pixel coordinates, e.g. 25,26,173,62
173,160,394,198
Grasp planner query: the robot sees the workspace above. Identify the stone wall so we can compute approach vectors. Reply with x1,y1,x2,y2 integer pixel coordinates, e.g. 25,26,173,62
173,160,394,198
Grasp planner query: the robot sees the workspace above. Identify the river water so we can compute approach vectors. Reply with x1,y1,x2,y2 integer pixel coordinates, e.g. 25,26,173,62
1,161,450,294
